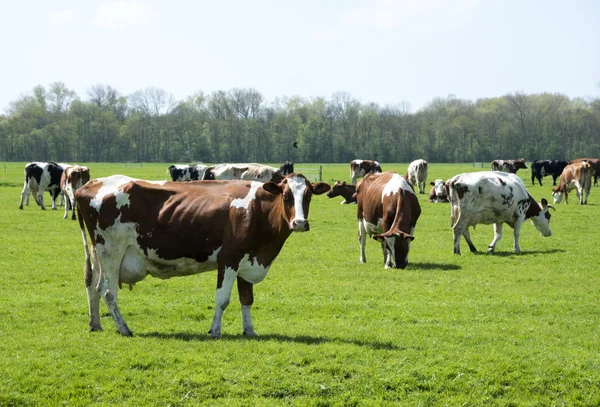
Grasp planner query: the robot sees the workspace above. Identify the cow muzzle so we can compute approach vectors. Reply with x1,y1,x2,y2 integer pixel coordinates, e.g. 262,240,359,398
291,219,309,232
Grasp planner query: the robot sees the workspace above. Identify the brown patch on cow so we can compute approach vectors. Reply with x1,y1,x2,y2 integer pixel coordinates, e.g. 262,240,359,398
498,177,506,186
451,181,469,199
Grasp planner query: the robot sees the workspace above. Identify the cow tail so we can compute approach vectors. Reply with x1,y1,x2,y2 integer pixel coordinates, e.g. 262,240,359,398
76,206,93,288
448,181,461,228
165,168,170,181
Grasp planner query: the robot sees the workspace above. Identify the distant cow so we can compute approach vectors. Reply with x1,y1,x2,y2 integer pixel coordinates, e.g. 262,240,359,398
428,179,449,203
60,165,91,220
356,171,421,269
569,158,600,187
166,164,209,181
19,162,64,210
75,174,331,337
326,181,357,204
448,171,553,254
552,161,592,205
491,159,527,174
350,160,382,184
203,162,293,183
407,159,428,194
530,160,568,186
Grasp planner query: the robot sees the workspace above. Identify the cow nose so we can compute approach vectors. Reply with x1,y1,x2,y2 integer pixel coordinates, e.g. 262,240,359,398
291,219,309,231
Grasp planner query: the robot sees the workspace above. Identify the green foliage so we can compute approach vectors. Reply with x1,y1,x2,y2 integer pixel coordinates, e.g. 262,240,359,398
1,162,600,405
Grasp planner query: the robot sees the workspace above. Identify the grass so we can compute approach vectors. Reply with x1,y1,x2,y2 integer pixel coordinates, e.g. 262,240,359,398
1,161,600,406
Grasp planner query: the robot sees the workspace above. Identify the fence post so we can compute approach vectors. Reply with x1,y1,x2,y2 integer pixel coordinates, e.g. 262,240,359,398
319,165,322,181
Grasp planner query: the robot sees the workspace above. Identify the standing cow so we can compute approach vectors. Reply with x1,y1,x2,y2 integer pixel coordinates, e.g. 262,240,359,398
19,162,64,210
75,174,330,337
551,161,592,205
60,165,91,220
491,159,528,174
530,160,568,186
350,160,382,184
407,159,428,194
356,171,421,269
448,171,553,254
568,158,600,187
203,163,293,183
166,164,209,181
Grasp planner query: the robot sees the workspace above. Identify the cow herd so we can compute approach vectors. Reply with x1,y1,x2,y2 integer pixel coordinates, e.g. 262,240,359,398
14,157,597,337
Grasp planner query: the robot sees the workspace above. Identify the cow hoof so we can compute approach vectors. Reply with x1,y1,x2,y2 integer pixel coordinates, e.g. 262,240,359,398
19,207,23,210
208,328,222,339
243,330,258,337
486,247,495,253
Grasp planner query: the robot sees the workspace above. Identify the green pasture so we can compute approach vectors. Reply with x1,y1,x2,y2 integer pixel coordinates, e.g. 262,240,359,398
1,162,599,406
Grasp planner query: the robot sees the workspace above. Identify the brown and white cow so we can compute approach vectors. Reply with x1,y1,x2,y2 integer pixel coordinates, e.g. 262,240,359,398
407,159,428,194
203,162,293,183
356,171,421,269
552,161,592,205
19,162,64,210
428,179,449,203
60,165,91,220
491,159,528,174
568,158,600,187
326,181,357,204
448,171,553,254
350,159,382,184
75,173,330,337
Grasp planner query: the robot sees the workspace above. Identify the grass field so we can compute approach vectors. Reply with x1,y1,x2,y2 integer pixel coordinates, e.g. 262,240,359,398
1,162,599,406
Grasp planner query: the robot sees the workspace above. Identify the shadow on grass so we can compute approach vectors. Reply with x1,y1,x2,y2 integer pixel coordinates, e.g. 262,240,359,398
139,331,412,350
409,262,461,271
467,248,567,257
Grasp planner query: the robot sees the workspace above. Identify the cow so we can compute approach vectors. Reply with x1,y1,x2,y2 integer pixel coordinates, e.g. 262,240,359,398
447,171,553,255
407,159,428,194
356,171,421,269
203,163,292,183
60,165,91,220
568,158,600,187
551,161,592,205
350,159,382,184
326,181,357,204
75,173,331,337
530,160,568,186
166,164,209,182
491,159,528,174
19,162,64,210
428,179,449,203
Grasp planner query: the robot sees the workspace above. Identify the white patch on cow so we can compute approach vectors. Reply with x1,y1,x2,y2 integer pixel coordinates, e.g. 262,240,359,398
237,253,270,284
288,175,308,224
91,175,135,211
231,181,262,209
362,218,382,235
114,190,130,209
354,159,363,165
382,173,414,201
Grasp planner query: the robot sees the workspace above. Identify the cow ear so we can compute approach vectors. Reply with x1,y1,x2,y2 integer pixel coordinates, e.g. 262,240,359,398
262,182,282,195
399,231,415,241
541,198,548,206
312,182,331,195
372,234,385,242
430,182,435,186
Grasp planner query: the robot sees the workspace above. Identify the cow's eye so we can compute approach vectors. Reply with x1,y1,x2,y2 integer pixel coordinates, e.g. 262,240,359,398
283,193,292,202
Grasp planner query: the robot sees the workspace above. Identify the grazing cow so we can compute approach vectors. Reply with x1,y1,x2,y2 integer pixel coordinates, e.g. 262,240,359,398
203,163,290,183
60,165,91,220
350,159,382,184
568,158,600,187
428,179,449,203
491,159,528,174
530,160,568,186
326,181,357,204
448,171,553,255
356,171,421,269
19,162,64,210
551,161,592,205
75,174,330,337
407,159,428,194
166,164,209,182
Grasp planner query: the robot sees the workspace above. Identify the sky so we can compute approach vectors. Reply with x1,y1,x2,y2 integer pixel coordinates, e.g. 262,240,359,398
1,0,599,113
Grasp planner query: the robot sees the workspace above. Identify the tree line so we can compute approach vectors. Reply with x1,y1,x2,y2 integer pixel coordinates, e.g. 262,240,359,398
1,82,599,164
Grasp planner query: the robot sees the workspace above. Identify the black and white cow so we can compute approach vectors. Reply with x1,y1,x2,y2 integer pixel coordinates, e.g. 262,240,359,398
448,171,553,254
166,164,209,181
19,162,64,210
530,160,568,186
407,159,428,194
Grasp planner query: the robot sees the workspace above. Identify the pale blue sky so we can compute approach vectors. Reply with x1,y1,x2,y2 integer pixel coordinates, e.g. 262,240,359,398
1,0,598,113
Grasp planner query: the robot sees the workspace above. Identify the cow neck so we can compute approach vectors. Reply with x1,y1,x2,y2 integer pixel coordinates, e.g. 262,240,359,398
524,194,541,219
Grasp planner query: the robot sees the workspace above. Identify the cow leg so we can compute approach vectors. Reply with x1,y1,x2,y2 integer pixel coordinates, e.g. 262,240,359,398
487,223,503,253
237,277,257,337
381,241,393,269
50,190,59,210
36,190,46,210
463,229,477,253
358,220,368,263
512,221,523,253
209,267,237,338
19,184,30,209
86,246,103,332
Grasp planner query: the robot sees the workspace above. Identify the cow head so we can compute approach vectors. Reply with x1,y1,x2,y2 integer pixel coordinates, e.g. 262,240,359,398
262,174,330,232
528,198,554,237
372,231,415,269
326,181,347,199
430,179,446,201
